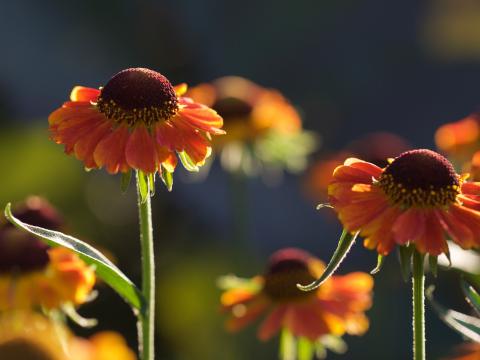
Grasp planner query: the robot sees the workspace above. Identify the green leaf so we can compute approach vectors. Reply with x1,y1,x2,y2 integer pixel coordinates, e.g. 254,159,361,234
279,329,296,360
120,170,132,193
429,255,438,278
4,203,144,313
461,279,480,315
178,151,199,172
148,173,156,197
370,254,385,275
160,166,173,192
427,287,480,342
398,244,414,282
297,229,358,292
137,171,149,204
297,337,314,360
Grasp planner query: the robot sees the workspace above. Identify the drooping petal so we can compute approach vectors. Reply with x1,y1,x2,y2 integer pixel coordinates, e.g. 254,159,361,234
444,204,480,249
257,305,288,341
284,305,330,340
363,207,401,255
436,209,475,249
414,213,448,255
225,295,270,332
125,126,158,174
73,120,112,168
392,208,426,245
93,125,130,174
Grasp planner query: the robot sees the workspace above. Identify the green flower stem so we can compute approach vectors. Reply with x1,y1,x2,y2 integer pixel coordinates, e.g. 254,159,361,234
412,250,425,360
136,173,155,360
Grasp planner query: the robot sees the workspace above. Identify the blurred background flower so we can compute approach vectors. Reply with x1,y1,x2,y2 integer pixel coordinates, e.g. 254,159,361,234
304,132,410,203
219,248,373,359
0,197,95,311
0,311,136,360
187,76,317,181
3,0,480,358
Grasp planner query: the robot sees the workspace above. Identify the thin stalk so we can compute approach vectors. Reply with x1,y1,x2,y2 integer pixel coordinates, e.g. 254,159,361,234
412,250,425,360
136,173,155,360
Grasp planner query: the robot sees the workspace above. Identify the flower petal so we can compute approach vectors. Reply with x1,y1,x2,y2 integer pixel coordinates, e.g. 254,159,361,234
257,305,288,341
125,127,158,174
73,120,112,168
94,125,130,174
178,103,225,135
70,86,100,102
414,213,448,255
392,208,426,245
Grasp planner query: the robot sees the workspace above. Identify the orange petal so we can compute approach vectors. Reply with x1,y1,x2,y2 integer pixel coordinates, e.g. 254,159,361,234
94,125,130,174
285,305,330,340
344,158,383,178
125,126,158,174
73,120,112,168
257,306,288,341
173,83,188,96
225,296,269,332
436,209,475,249
413,213,448,255
178,104,225,134
155,144,177,173
392,208,426,245
70,86,100,102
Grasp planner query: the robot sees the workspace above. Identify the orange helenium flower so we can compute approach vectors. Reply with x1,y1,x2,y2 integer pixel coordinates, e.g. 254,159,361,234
220,248,373,341
188,76,301,146
0,312,136,360
443,343,480,360
305,132,411,203
0,197,95,310
49,68,224,175
328,149,480,256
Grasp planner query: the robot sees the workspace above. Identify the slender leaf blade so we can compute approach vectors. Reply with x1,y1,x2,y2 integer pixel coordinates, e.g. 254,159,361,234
428,287,480,342
370,254,385,275
297,229,358,291
160,166,173,192
137,171,149,204
297,337,314,360
4,203,144,313
461,279,480,315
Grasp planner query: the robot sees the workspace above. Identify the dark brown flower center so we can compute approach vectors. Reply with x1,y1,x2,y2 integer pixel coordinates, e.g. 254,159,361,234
378,149,460,208
212,97,253,121
0,339,55,360
97,68,179,126
0,198,63,274
263,248,316,302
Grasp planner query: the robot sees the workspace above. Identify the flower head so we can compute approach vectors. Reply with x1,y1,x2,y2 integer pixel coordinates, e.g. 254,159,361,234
305,132,410,202
0,311,136,360
329,149,480,255
187,77,316,176
49,68,224,179
0,197,95,310
435,112,480,180
220,248,373,349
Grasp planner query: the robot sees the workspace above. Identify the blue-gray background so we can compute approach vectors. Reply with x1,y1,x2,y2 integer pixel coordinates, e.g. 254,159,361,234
1,1,478,359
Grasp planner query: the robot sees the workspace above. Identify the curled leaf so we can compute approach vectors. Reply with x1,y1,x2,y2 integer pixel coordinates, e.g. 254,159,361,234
297,230,358,292
4,204,145,313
